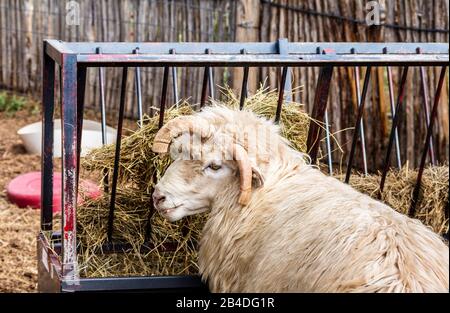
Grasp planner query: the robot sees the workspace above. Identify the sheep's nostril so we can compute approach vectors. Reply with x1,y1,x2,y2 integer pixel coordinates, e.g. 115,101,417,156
152,189,166,206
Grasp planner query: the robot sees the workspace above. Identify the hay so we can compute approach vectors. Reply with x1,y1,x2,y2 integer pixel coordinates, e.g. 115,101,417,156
77,188,206,277
77,87,311,278
344,165,449,236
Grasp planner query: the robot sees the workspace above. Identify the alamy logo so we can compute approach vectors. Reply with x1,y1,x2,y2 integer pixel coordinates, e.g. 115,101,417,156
66,1,80,26
365,1,384,26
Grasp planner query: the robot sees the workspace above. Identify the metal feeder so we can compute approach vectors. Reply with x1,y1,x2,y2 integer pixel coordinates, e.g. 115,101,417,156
38,39,448,292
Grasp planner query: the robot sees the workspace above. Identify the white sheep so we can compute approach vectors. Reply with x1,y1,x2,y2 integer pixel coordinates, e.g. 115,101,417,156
151,105,449,293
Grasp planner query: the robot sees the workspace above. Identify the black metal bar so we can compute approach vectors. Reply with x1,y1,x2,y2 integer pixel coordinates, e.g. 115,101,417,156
76,65,87,193
275,66,288,123
386,66,402,170
207,49,215,100
239,66,249,110
200,51,210,108
323,109,333,175
345,67,371,183
96,47,108,145
353,66,368,176
409,66,447,216
418,53,436,165
379,67,410,193
41,46,55,231
96,47,109,193
61,275,206,292
239,49,249,110
170,49,179,106
306,66,334,164
107,67,128,242
134,47,144,126
158,67,170,128
209,68,215,99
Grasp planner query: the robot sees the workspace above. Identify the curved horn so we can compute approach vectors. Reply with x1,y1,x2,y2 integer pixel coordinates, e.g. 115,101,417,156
152,116,211,154
232,144,253,205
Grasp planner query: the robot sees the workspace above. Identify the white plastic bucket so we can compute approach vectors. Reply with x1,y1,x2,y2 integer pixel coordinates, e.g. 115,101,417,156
17,119,117,157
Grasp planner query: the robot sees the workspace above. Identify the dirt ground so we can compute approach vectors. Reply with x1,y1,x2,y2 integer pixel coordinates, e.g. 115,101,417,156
0,108,42,292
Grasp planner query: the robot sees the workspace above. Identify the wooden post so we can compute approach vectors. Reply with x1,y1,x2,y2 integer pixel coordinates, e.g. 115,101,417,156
233,0,260,95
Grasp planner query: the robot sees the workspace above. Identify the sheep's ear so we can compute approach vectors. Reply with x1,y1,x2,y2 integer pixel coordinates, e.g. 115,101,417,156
251,167,264,189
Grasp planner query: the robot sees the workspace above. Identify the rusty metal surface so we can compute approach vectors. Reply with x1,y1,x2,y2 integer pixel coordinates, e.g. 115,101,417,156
60,53,79,283
418,61,437,165
306,66,334,163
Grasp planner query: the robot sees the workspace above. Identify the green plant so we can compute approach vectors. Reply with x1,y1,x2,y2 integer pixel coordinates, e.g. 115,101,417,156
9,95,26,112
0,91,27,115
0,91,7,111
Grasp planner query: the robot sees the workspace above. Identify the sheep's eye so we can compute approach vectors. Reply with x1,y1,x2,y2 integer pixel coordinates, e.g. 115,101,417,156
207,163,222,171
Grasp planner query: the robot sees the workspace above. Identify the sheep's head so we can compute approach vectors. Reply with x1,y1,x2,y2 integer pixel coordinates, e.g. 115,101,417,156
151,116,265,222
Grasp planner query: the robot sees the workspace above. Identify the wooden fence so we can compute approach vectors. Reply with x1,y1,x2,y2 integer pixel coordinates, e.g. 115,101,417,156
0,0,448,170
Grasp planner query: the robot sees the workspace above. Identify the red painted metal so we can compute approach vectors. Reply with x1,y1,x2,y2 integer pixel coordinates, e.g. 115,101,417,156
60,53,79,282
